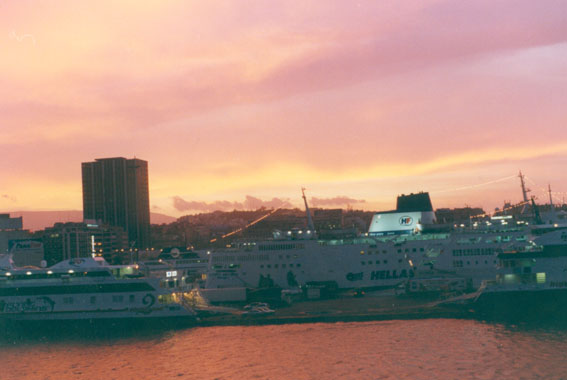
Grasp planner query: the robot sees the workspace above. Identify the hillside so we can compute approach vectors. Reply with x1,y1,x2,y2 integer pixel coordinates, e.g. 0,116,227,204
5,211,177,231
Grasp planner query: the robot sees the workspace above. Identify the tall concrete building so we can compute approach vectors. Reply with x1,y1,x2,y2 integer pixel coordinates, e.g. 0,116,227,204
81,157,150,249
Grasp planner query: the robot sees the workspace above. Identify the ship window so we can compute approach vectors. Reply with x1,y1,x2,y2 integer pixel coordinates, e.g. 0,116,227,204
412,248,416,252
376,260,380,264
368,261,372,265
282,264,286,268
383,260,388,264
420,248,424,252
275,264,279,268
397,249,401,253
267,265,271,268
129,295,135,303
398,259,402,263
297,264,301,268
382,250,387,254
289,264,294,267
485,260,488,264
361,262,365,265
260,265,264,268
90,296,96,304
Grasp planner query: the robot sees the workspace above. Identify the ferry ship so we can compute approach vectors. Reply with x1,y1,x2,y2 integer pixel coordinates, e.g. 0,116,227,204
0,255,195,325
202,191,538,294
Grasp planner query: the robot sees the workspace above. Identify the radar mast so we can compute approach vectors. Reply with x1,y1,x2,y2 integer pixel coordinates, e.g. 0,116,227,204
302,187,316,236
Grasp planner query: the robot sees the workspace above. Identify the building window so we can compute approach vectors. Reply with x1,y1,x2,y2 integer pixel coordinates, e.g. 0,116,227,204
129,295,135,303
90,296,96,304
112,295,124,303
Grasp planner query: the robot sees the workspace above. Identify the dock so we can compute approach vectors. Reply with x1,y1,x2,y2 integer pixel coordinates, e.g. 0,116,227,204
195,291,474,327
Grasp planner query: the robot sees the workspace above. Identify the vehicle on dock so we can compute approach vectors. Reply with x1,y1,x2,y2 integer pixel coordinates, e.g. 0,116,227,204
242,306,275,316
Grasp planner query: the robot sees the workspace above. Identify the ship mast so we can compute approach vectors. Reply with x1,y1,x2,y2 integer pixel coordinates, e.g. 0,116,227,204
302,187,316,235
549,184,556,222
518,171,531,215
519,171,530,203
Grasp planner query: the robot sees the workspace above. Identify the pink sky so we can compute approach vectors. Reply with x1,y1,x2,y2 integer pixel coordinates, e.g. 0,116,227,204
1,0,566,217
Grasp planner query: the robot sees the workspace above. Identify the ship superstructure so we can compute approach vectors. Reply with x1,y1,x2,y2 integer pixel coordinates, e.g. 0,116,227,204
203,192,538,293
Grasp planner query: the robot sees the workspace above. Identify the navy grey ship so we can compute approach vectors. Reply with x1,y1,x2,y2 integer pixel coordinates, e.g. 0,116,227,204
471,229,567,320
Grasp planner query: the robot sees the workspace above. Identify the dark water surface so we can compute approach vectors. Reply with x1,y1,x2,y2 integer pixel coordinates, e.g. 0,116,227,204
2,319,567,380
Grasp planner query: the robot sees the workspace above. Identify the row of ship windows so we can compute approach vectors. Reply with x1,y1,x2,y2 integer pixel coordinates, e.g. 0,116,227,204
362,248,426,255
214,253,301,263
396,248,425,254
361,259,405,265
456,236,527,244
259,263,302,269
452,260,496,268
258,243,305,251
452,248,495,256
62,294,137,304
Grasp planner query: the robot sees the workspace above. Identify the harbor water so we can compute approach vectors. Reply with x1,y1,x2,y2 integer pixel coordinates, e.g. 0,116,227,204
2,319,567,380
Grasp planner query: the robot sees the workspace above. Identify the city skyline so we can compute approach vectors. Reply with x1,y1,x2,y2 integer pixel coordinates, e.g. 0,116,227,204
1,1,566,217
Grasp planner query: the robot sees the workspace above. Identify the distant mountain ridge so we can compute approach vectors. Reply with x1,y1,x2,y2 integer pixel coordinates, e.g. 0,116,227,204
4,211,177,231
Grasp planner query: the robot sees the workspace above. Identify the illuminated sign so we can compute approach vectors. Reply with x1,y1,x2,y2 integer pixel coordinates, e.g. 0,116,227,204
399,216,413,226
166,271,178,278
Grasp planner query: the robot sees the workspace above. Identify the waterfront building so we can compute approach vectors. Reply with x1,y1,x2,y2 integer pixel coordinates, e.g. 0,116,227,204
42,222,128,265
82,157,150,249
0,213,32,254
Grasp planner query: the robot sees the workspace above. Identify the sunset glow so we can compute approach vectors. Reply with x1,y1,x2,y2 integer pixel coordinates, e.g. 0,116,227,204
1,0,566,217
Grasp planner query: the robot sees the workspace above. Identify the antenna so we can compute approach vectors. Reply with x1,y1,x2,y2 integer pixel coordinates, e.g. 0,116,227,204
549,184,556,221
301,187,316,235
518,171,530,203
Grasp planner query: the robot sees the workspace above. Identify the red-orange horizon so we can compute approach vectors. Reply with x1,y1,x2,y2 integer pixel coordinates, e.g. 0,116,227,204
1,1,566,217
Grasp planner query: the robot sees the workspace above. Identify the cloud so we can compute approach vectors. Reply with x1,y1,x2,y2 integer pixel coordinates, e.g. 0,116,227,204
311,196,365,207
172,195,292,213
8,30,36,45
2,194,17,202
